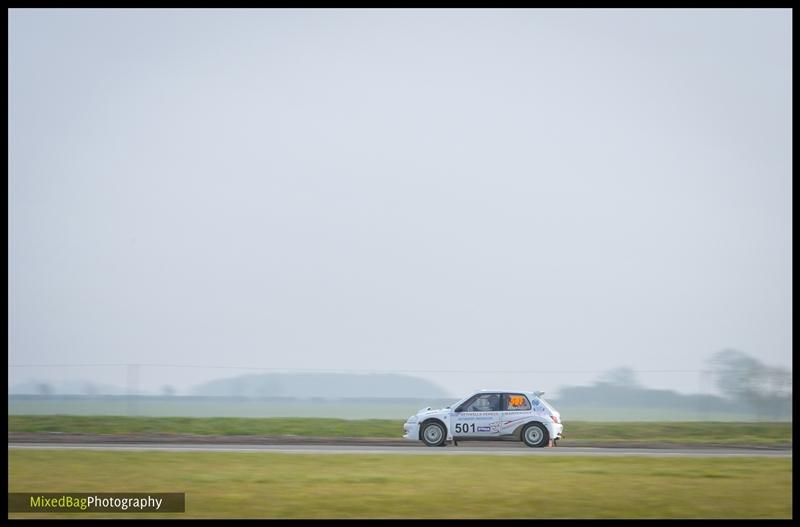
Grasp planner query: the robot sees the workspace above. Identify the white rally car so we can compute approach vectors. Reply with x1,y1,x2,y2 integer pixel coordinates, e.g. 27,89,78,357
403,389,563,447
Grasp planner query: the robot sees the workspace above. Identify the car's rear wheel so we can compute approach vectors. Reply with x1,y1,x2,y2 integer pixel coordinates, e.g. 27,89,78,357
421,421,446,447
521,422,548,448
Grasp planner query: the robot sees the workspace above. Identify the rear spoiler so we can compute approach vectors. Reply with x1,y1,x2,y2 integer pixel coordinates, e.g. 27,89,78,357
534,391,545,397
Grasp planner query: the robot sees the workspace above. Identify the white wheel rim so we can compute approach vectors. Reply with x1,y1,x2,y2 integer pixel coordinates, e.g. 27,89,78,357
424,425,442,443
526,427,543,444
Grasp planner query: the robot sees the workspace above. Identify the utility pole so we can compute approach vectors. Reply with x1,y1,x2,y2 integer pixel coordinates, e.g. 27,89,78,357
126,363,139,416
697,369,708,421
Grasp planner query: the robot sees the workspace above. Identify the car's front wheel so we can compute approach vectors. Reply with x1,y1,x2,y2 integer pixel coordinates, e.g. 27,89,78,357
521,422,549,448
420,421,446,447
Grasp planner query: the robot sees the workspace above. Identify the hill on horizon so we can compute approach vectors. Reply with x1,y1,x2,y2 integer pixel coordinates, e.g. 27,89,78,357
189,372,451,399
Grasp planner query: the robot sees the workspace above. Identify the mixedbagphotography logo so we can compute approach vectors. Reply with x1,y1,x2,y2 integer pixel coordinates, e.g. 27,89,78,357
8,493,185,513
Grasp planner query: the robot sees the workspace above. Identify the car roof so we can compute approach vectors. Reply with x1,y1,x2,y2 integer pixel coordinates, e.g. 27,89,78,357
477,389,538,395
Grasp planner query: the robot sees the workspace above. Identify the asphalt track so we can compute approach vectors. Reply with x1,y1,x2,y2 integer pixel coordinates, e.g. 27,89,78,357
8,443,791,457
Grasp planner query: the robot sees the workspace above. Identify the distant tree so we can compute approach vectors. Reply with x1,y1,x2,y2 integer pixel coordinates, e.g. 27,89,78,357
708,349,792,419
708,349,761,400
83,383,97,396
596,367,639,388
764,366,792,398
35,382,53,396
161,385,176,396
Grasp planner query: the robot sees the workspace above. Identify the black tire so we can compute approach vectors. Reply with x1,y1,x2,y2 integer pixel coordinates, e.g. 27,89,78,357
521,422,549,448
420,421,446,447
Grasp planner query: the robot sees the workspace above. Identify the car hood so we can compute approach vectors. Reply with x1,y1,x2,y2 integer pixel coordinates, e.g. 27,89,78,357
415,406,450,417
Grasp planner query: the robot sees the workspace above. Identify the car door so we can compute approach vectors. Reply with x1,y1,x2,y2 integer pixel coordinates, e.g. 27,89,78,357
499,392,534,436
451,393,502,438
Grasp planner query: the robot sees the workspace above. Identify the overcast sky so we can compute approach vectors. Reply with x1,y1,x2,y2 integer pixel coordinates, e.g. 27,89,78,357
9,9,791,396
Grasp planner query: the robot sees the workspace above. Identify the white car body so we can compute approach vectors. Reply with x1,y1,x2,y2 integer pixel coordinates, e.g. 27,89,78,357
403,389,564,447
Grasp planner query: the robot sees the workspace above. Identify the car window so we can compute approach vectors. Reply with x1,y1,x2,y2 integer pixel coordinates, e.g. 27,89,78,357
505,393,532,411
533,396,556,413
463,393,501,412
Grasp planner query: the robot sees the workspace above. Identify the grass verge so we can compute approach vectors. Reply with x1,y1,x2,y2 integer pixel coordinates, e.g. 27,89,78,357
8,415,792,445
8,450,791,518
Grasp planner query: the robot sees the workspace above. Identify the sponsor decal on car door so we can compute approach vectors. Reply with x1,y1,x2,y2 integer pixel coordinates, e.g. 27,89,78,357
453,393,502,437
499,393,536,435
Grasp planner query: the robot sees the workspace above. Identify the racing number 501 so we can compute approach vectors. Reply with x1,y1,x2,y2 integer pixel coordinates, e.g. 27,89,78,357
454,423,475,434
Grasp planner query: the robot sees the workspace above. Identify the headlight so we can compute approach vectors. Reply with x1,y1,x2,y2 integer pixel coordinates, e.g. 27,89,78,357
406,416,418,423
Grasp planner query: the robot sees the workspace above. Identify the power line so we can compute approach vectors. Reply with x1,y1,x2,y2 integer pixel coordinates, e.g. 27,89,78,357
7,363,788,375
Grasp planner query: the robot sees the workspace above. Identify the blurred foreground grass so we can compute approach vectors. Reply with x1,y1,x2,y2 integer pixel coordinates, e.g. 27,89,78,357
8,450,791,518
9,415,792,445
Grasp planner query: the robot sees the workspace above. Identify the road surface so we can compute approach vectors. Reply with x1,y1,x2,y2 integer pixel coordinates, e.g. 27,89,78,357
8,442,791,457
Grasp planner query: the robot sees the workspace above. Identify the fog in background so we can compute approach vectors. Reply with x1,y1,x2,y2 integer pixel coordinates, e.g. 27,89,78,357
9,9,791,398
